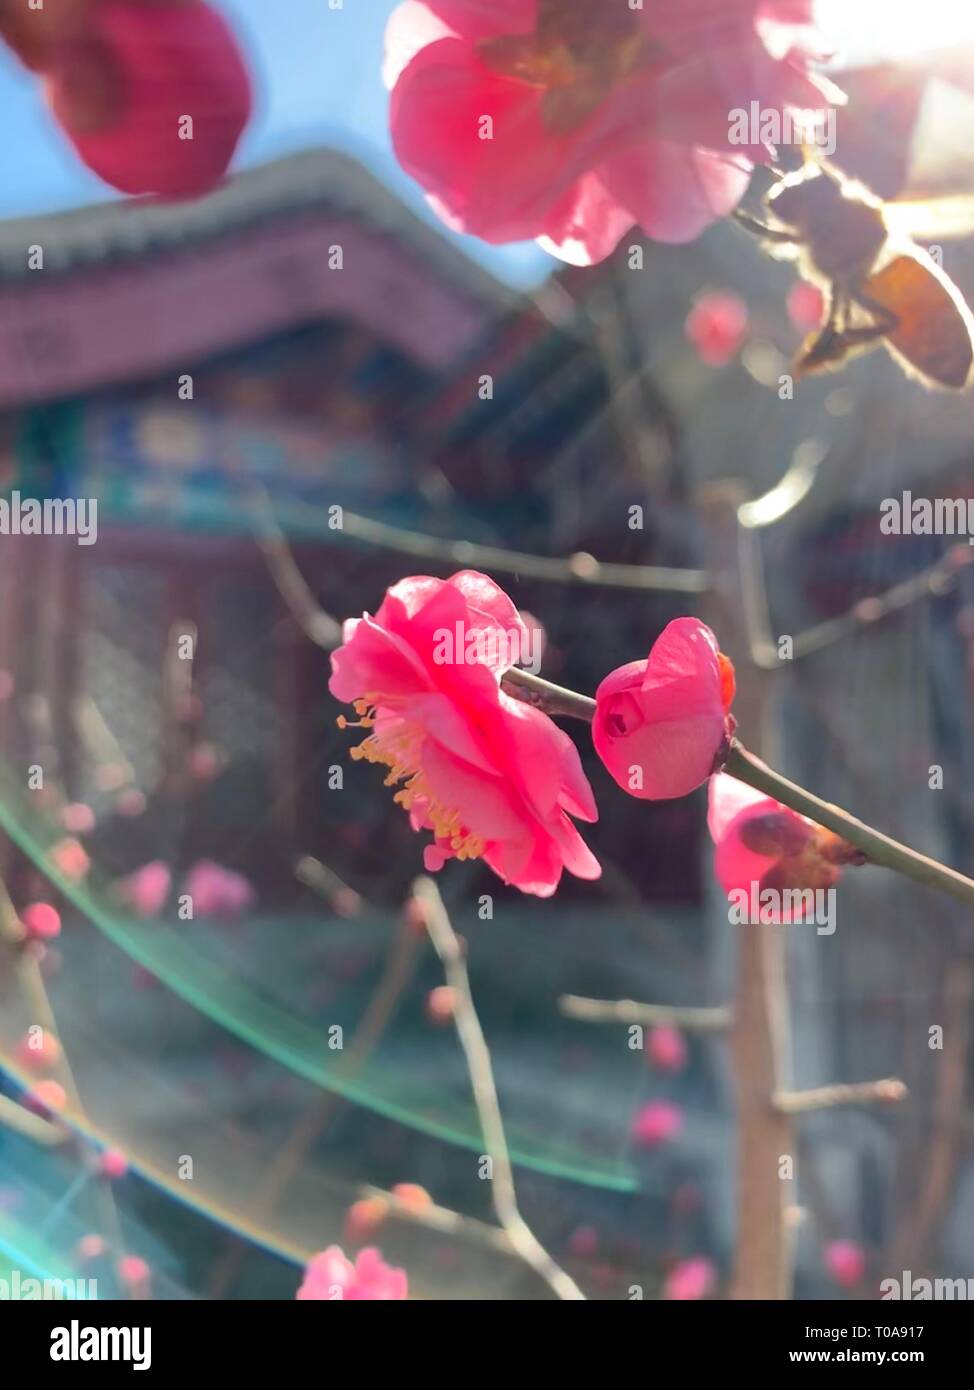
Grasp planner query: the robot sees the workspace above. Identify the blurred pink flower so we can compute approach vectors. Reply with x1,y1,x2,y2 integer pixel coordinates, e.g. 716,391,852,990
297,1246,408,1301
24,1079,67,1117
117,861,171,918
61,801,95,834
631,1099,684,1148
825,1239,866,1289
117,1255,151,1295
49,836,90,881
385,0,838,264
686,291,748,365
664,1255,717,1301
345,1198,390,1246
183,861,254,919
43,0,251,196
21,902,61,941
330,570,599,897
116,789,147,817
707,773,857,920
593,618,735,800
787,280,825,333
15,1030,61,1072
98,1149,129,1181
76,1234,107,1261
647,1024,688,1073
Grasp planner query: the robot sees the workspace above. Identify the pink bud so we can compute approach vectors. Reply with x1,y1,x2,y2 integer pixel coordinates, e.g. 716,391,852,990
98,1149,129,1181
631,1100,683,1149
61,802,95,834
686,292,748,366
593,619,735,801
664,1256,717,1300
117,1255,151,1295
825,1239,865,1288
117,861,171,918
21,902,61,940
647,1025,688,1073
787,282,825,333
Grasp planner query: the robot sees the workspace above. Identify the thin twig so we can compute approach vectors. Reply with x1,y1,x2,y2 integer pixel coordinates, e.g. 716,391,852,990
412,876,585,1300
264,498,709,594
505,669,974,912
358,1185,513,1254
248,488,342,649
560,994,731,1031
758,547,972,667
723,741,974,911
773,1078,907,1114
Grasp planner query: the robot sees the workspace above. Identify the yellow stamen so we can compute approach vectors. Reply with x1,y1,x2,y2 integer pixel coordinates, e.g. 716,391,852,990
339,703,486,863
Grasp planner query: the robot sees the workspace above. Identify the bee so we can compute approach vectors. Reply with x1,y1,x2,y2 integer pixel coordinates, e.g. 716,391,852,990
736,158,974,391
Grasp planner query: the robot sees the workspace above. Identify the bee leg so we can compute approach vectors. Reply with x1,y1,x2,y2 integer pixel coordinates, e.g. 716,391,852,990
731,209,796,244
851,290,899,335
793,289,848,375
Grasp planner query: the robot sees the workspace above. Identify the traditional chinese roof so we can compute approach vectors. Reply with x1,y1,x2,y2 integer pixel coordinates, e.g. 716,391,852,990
0,148,518,405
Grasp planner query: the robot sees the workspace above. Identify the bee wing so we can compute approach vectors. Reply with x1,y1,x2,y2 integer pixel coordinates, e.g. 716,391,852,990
885,195,974,242
860,248,974,390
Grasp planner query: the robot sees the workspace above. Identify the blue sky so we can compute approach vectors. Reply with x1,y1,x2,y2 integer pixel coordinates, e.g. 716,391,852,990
0,0,551,287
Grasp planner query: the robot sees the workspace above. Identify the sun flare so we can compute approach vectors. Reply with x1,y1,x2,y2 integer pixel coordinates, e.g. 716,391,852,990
819,0,974,63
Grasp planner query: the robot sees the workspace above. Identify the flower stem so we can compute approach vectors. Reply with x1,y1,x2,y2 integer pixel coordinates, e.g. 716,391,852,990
502,668,974,912
723,741,974,911
502,667,596,721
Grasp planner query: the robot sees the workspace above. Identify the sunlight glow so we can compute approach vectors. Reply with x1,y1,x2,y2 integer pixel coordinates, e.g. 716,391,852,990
819,0,974,64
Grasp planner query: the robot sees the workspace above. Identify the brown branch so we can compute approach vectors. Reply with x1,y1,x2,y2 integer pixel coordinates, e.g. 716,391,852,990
412,876,585,1300
358,1185,513,1254
559,994,731,1032
755,547,972,668
261,497,709,594
248,488,343,649
206,910,422,1297
773,1079,907,1115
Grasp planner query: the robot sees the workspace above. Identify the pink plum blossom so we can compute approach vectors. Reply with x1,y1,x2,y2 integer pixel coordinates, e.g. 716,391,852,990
183,861,254,919
647,1025,688,1073
117,861,171,918
787,280,825,333
98,1149,129,1181
593,618,735,800
24,1079,67,1117
76,1234,107,1261
330,571,599,897
664,1256,717,1300
686,291,748,365
61,802,95,834
707,772,859,920
15,1030,61,1071
825,1239,866,1289
49,837,90,881
43,0,251,197
631,1099,684,1149
21,902,61,941
385,0,839,264
297,1246,408,1301
117,1255,151,1296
